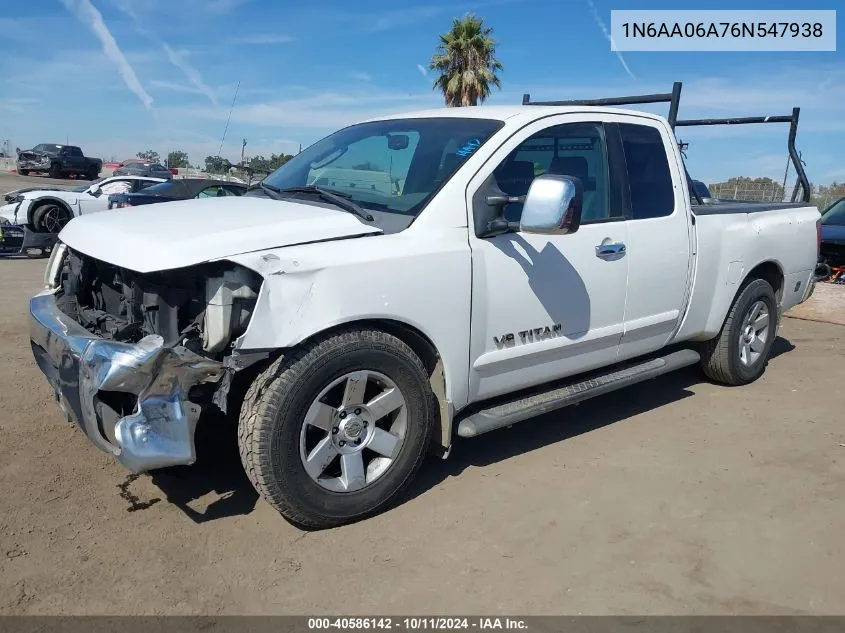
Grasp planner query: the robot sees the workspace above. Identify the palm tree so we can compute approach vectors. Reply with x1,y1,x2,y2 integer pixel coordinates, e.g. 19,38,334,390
430,14,503,107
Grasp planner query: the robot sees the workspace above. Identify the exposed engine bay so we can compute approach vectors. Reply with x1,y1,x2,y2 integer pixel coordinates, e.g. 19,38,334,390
55,248,263,359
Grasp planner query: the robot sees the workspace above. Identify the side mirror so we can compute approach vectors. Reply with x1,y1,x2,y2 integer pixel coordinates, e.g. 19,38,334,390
88,184,101,196
519,174,583,235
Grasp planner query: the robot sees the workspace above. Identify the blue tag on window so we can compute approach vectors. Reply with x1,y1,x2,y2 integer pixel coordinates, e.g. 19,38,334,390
456,138,481,157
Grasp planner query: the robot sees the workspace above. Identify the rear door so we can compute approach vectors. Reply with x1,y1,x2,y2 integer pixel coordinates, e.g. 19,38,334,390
615,118,694,360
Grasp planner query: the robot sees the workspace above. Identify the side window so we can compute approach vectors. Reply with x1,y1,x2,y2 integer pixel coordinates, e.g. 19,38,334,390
197,186,232,198
493,122,613,224
98,179,132,195
68,147,83,157
619,123,675,219
134,179,157,192
223,185,246,196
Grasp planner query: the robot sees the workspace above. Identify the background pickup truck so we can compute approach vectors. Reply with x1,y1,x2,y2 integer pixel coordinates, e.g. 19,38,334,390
29,83,821,529
16,144,102,180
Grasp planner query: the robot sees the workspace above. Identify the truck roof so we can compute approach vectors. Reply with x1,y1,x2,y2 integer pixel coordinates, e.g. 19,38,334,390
366,105,666,125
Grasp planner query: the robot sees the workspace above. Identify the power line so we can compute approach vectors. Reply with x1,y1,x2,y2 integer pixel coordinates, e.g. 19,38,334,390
217,80,240,158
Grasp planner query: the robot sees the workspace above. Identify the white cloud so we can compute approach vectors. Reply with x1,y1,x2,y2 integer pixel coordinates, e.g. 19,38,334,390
176,89,441,132
230,34,295,44
150,79,207,95
585,0,635,80
350,72,373,82
416,64,429,78
59,0,153,109
161,43,219,106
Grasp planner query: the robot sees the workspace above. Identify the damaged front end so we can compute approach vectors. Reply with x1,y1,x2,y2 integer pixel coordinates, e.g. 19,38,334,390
17,150,51,172
29,245,264,472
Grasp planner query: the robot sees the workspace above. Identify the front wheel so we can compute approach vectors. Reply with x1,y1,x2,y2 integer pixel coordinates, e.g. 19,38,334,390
238,329,435,529
700,278,778,386
86,166,99,180
49,163,62,179
32,203,73,233
19,169,29,176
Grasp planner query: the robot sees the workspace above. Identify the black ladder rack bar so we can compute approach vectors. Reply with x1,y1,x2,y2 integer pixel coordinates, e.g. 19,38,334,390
522,81,683,129
675,107,809,203
521,81,810,203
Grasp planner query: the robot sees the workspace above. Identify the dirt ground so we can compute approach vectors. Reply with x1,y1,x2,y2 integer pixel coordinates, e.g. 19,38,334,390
1,171,844,615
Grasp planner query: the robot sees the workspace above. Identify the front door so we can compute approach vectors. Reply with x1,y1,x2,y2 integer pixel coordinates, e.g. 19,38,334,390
466,117,629,402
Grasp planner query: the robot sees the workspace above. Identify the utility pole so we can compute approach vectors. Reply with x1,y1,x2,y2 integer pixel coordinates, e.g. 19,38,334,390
241,138,247,165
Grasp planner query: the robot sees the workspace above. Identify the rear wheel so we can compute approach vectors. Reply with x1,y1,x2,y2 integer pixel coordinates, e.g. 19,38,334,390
238,329,434,529
700,278,778,386
32,203,73,233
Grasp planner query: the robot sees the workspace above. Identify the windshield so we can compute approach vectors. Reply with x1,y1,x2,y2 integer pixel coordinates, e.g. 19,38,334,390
693,180,712,199
821,198,845,226
33,144,61,153
261,117,504,221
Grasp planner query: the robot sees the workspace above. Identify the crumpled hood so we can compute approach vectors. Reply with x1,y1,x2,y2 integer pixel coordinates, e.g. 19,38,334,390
58,196,382,273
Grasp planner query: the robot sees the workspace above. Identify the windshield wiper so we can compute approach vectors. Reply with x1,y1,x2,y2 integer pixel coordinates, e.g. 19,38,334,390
271,184,374,222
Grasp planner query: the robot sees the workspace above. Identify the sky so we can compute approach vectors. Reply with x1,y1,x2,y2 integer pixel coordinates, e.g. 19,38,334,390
0,0,842,185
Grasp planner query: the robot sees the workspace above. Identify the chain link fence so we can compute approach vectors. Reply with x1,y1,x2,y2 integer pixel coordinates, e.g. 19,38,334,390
708,181,787,202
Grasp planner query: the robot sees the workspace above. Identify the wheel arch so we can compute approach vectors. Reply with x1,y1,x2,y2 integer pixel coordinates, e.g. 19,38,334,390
27,197,74,228
256,318,453,456
742,259,784,305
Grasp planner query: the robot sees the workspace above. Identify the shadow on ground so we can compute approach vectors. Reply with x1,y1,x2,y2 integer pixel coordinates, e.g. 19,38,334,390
149,412,259,523
147,336,796,524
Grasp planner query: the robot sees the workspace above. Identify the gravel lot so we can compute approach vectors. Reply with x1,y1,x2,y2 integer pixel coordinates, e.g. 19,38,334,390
1,171,844,615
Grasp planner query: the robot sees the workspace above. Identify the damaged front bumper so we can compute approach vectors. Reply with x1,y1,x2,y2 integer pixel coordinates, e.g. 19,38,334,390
0,223,57,256
29,292,225,472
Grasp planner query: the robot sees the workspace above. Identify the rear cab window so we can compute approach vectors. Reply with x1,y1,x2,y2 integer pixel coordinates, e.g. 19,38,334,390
618,123,676,220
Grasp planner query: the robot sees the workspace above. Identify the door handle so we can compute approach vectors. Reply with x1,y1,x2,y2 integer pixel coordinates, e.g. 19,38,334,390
595,242,626,257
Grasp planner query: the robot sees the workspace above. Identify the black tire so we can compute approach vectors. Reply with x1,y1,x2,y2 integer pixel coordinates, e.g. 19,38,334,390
19,169,29,176
238,329,434,529
86,166,100,180
700,278,778,386
49,163,62,179
32,203,73,233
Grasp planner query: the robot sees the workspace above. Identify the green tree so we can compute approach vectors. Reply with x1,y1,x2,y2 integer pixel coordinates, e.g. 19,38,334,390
268,153,294,171
204,155,228,173
136,149,160,163
248,155,271,173
166,150,190,168
429,14,503,107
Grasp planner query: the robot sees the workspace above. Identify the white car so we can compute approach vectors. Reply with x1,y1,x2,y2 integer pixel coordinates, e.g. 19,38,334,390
29,92,821,529
0,175,167,233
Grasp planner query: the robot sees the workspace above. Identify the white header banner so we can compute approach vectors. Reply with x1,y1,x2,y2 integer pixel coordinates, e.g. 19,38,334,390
610,10,836,51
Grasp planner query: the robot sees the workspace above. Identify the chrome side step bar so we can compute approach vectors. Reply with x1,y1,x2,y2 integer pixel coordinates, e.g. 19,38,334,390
456,349,701,438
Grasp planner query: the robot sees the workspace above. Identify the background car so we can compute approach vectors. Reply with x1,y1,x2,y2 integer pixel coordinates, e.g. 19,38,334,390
112,161,175,180
107,178,247,208
0,175,167,232
819,196,845,280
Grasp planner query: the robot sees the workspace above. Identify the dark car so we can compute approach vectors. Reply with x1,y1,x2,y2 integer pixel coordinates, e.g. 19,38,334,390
819,196,845,271
112,161,175,180
690,179,717,204
107,178,247,208
16,144,102,180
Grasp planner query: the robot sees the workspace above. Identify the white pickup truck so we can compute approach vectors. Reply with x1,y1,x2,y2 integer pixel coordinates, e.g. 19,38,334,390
29,90,821,528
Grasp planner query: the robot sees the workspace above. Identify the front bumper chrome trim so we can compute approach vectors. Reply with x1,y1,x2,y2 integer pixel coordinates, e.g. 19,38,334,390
29,292,224,472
